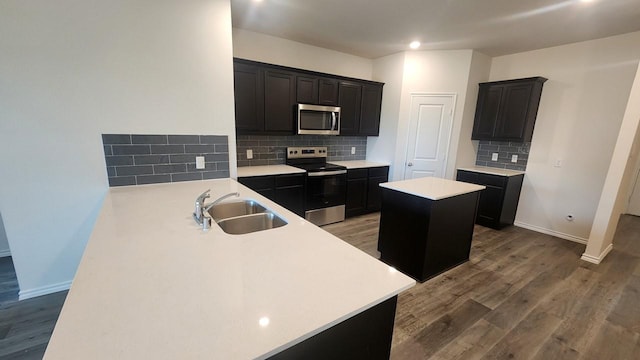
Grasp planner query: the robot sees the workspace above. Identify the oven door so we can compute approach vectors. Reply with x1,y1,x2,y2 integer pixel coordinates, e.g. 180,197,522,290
305,170,347,210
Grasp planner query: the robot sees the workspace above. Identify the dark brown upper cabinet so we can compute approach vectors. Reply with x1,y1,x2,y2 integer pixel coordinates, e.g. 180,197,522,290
338,81,362,136
233,58,384,136
359,84,383,136
472,77,547,142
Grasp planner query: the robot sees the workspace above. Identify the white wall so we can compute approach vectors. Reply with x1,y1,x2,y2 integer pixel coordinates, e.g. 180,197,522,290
232,28,373,80
454,52,492,171
583,63,640,263
368,53,407,178
0,0,237,299
0,212,9,257
490,31,640,242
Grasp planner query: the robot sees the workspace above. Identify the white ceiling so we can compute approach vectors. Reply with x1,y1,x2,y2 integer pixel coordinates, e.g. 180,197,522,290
231,0,640,58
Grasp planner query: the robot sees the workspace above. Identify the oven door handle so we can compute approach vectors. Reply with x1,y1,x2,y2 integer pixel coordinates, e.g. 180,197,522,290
307,170,347,177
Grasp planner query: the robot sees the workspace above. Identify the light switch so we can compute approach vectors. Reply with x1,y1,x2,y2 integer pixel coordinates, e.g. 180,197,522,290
491,153,498,161
511,154,518,163
247,149,253,159
195,156,205,169
351,146,356,155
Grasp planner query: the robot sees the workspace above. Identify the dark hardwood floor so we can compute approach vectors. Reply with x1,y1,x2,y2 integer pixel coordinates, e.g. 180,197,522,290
323,213,640,360
1,214,639,359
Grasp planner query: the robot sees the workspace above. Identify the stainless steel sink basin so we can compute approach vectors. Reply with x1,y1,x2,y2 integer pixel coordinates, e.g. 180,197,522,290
216,213,287,235
207,200,267,222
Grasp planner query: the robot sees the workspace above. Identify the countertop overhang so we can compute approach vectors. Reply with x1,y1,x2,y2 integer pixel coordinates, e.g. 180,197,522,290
44,179,414,359
381,177,486,200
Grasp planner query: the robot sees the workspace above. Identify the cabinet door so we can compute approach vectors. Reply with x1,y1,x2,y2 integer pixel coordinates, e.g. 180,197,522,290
472,85,503,140
264,69,296,133
477,185,504,224
238,176,276,201
296,75,318,104
233,63,264,133
366,167,389,211
346,177,368,217
338,81,362,136
318,78,339,106
494,83,534,140
359,84,383,136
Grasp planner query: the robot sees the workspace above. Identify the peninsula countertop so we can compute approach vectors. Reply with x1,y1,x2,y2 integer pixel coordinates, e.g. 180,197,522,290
44,179,414,359
457,166,525,177
380,177,486,200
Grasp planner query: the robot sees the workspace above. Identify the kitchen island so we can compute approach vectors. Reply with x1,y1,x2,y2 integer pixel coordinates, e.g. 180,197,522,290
44,179,414,359
378,177,485,282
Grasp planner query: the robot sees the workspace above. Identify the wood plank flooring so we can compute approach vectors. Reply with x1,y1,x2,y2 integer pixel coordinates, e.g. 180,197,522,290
323,213,640,359
0,214,639,359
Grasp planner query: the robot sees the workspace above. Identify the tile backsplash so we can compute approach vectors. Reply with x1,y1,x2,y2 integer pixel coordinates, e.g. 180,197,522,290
102,134,229,187
475,140,530,171
236,135,367,167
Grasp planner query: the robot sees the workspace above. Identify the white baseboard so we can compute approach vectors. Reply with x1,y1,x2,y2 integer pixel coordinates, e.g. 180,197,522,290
19,280,72,301
513,221,589,244
0,249,11,258
580,243,614,264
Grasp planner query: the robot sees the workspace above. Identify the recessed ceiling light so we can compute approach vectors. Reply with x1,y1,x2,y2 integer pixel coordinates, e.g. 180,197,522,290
409,41,421,50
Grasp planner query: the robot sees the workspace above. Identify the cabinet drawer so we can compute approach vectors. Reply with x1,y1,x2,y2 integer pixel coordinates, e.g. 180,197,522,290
456,170,479,184
368,166,389,178
275,173,305,188
477,173,507,188
238,176,275,191
347,169,368,180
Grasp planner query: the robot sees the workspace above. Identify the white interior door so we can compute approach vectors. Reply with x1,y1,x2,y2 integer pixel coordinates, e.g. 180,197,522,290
404,94,455,179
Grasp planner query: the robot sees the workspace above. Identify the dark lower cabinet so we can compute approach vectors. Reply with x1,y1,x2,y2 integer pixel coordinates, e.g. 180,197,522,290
346,166,389,218
238,173,305,217
456,170,525,229
267,296,398,360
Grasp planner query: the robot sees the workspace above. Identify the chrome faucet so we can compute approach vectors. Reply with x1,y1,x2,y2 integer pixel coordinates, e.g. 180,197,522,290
193,190,240,230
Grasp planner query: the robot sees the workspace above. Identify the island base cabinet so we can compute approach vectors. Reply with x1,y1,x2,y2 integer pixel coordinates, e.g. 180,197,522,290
268,296,398,360
378,188,480,282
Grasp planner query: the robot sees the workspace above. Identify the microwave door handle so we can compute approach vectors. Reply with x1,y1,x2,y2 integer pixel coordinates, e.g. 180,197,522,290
331,112,336,131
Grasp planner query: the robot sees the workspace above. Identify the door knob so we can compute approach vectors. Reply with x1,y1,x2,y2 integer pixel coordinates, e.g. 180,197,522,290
407,162,413,167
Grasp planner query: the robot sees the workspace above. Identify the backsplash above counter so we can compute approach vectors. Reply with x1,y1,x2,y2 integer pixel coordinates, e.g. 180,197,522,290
237,135,366,167
475,140,530,171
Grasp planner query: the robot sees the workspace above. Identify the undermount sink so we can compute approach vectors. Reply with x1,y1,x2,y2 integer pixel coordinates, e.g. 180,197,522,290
207,199,267,222
207,199,287,234
216,212,287,235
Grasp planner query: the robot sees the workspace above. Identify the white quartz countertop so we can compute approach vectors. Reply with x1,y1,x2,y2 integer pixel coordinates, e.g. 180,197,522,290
328,160,390,169
45,179,414,360
457,166,525,177
380,177,486,200
237,164,306,177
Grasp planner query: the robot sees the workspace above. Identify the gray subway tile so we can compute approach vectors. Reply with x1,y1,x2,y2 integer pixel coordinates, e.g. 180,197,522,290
132,135,168,144
213,152,230,162
106,156,134,166
168,135,199,144
136,174,171,185
107,167,116,177
108,176,136,187
134,155,169,165
172,172,203,182
169,154,198,164
103,145,112,156
154,164,186,174
112,145,151,155
102,134,131,144
186,163,217,172
203,170,229,179
116,165,153,176
150,145,185,154
217,162,229,171
200,135,228,144
185,144,215,154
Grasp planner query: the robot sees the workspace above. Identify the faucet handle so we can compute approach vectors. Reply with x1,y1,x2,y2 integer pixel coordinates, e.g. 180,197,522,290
196,189,211,203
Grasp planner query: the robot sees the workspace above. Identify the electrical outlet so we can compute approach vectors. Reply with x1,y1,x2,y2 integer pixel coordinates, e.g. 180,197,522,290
195,156,205,170
511,154,518,163
351,146,356,155
491,153,498,161
247,149,253,159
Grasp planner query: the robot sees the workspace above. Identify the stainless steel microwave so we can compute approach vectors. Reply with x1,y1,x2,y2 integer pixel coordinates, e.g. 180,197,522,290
297,104,341,135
